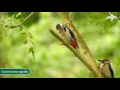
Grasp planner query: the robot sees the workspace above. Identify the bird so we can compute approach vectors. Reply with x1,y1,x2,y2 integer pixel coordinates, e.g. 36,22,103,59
56,24,79,49
98,58,114,78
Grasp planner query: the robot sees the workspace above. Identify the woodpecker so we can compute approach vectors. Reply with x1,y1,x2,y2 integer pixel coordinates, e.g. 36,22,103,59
56,24,79,49
98,58,114,78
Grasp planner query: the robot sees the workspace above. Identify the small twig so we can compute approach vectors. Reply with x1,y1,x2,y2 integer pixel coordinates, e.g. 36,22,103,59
10,12,35,28
21,12,34,25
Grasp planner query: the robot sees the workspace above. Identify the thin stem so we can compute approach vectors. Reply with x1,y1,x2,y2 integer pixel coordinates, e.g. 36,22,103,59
21,12,34,25
10,12,35,28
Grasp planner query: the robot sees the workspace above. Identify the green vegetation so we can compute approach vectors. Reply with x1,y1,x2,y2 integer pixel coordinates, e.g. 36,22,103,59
0,12,120,78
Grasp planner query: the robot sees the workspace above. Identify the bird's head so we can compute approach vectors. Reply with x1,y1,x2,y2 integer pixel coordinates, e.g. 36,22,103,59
56,24,66,33
98,58,110,64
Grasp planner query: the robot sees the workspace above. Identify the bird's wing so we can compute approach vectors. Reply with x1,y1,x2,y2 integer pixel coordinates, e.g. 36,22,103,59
109,64,114,78
67,27,79,49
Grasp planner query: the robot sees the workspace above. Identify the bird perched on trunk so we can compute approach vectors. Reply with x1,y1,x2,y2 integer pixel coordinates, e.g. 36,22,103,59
98,58,114,78
56,24,79,49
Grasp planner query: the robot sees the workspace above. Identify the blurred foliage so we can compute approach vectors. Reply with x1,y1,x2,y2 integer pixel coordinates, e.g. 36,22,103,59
0,12,120,78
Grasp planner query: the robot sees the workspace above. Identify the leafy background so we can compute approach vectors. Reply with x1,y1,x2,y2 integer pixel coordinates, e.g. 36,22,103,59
0,12,120,78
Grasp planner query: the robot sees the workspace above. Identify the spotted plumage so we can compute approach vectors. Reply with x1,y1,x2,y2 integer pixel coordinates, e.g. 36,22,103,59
98,58,114,78
56,24,79,49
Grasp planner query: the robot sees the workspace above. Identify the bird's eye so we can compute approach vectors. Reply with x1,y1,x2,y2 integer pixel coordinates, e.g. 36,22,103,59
103,60,109,64
106,61,109,63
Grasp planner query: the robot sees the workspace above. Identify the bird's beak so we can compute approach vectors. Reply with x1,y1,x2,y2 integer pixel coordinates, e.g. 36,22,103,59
98,60,102,62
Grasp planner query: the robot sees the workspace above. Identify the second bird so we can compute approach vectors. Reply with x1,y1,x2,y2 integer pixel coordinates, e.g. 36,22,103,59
98,58,114,78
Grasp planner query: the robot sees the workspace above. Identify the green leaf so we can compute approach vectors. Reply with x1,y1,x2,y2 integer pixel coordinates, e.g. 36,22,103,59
29,47,32,53
69,12,72,16
19,25,23,31
16,12,22,17
28,32,33,39
21,32,27,35
103,19,117,30
12,14,15,19
29,47,35,60
21,32,27,40
23,40,28,44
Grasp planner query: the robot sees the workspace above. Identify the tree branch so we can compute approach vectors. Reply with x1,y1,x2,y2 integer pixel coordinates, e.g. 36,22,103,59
56,12,102,78
50,29,86,63
10,12,35,28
